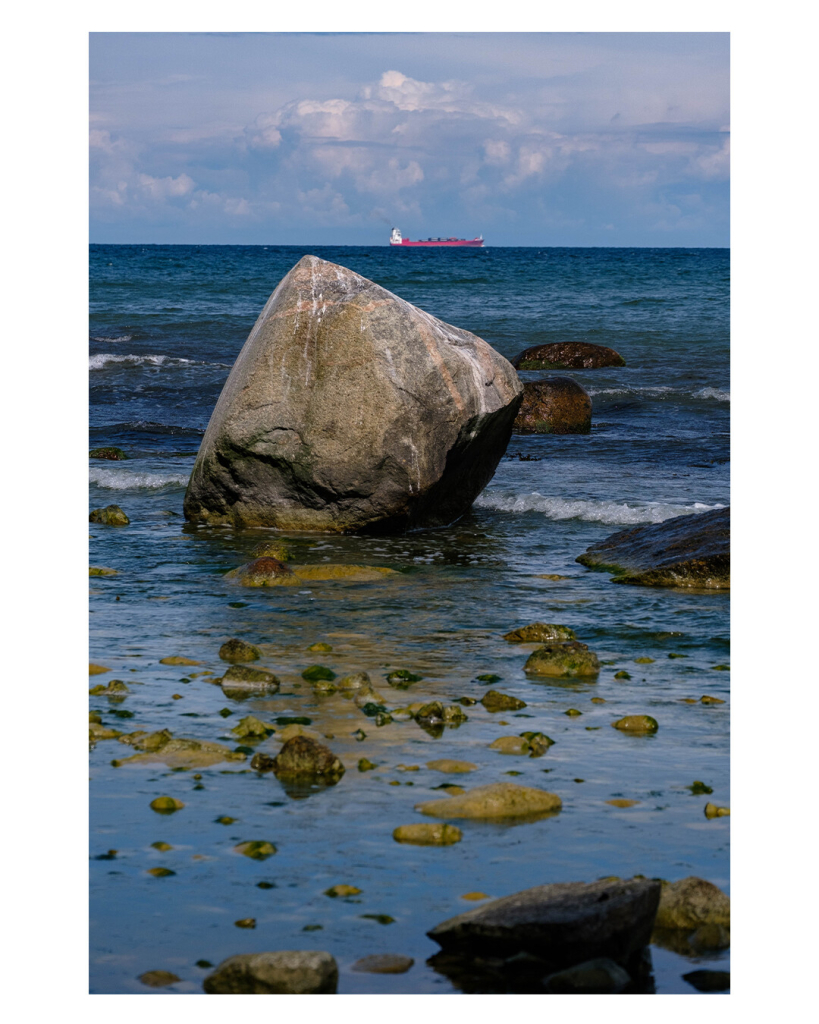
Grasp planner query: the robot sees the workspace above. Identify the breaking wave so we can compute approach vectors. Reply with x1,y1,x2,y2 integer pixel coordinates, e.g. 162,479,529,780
89,353,230,370
585,384,729,402
473,492,725,526
89,467,191,491
90,334,132,343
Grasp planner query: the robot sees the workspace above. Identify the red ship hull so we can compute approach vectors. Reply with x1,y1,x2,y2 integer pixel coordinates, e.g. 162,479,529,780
392,238,484,247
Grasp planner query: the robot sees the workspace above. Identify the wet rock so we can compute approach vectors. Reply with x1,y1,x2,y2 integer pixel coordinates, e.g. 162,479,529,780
89,679,129,697
203,950,338,994
271,736,345,779
251,541,293,561
149,796,184,814
234,841,277,860
481,691,527,712
634,657,654,664
655,877,730,930
704,802,730,818
606,799,639,808
302,665,336,683
564,708,582,717
235,918,256,929
503,623,576,643
307,641,332,653
89,504,130,526
147,867,175,878
542,957,631,993
689,923,731,950
159,655,201,666
462,892,490,901
512,378,592,435
89,446,127,460
523,641,600,678
220,664,280,696
416,783,561,820
276,724,318,743
89,663,110,675
700,694,726,704
426,759,478,774
139,970,180,988
687,781,714,795
250,753,275,771
683,969,730,993
219,638,262,662
427,877,660,973
89,566,118,576
360,914,395,925
352,954,414,974
489,736,531,755
223,557,295,586
357,758,377,771
614,670,631,680
576,507,730,589
392,823,463,846
612,715,658,734
114,732,246,768
338,672,373,693
184,255,523,533
386,669,423,688
521,732,555,757
512,341,626,371
324,884,362,898
89,722,122,741
151,842,172,851
231,716,275,740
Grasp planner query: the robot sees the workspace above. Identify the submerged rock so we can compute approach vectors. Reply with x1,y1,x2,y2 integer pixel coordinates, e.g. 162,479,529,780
324,884,362,898
139,970,180,988
611,715,659,734
251,540,293,561
416,783,561,820
352,954,414,974
159,655,201,666
219,638,262,662
89,504,130,526
654,876,730,930
512,378,592,435
392,823,463,846
683,969,730,993
89,679,129,697
489,736,531,755
89,663,110,675
503,623,576,643
576,507,730,589
203,951,338,994
89,446,127,461
512,341,626,371
183,255,522,533
524,641,600,678
271,736,345,779
426,759,478,774
220,664,280,696
230,716,275,740
481,690,527,712
427,877,660,972
223,557,294,586
89,566,118,576
542,957,631,993
114,734,245,768
234,841,277,860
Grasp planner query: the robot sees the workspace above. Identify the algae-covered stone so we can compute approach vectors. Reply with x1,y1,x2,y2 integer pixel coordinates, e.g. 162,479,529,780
159,655,201,666
543,957,631,994
524,641,600,678
426,759,478,774
139,970,180,988
219,638,262,663
89,679,129,697
250,753,275,771
150,796,185,813
324,884,362,898
512,341,626,371
634,657,655,664
386,669,423,688
462,892,490,901
700,694,726,704
231,716,276,740
392,823,463,846
614,670,631,680
90,446,127,461
235,918,256,929
89,504,130,526
89,663,110,675
234,840,277,860
224,556,295,586
251,541,293,561
352,954,414,974
612,715,658,734
489,736,531,755
307,642,332,653
606,799,639,808
147,867,175,878
221,664,280,696
203,950,338,994
564,708,582,717
89,565,118,576
503,623,576,643
521,731,555,757
358,758,377,772
512,377,592,435
302,664,336,682
480,690,527,712
271,735,345,779
416,783,561,820
654,877,730,930
688,781,714,795
151,842,173,851
704,802,730,818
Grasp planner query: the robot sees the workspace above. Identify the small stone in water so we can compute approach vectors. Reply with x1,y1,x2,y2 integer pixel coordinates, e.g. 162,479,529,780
606,799,639,807
352,954,414,974
700,695,725,704
257,881,275,889
590,697,606,704
302,665,336,682
308,642,333,652
461,892,490,901
668,652,688,658
218,708,234,717
711,664,730,671
219,638,261,663
704,803,730,818
360,914,396,925
324,884,362,897
195,960,213,968
151,842,172,851
147,867,175,877
358,758,377,771
475,673,502,683
612,715,658,734
234,918,256,928
234,840,277,859
565,708,582,716
614,670,631,679
393,823,462,846
688,781,714,795
150,796,184,813
171,694,183,700
353,729,367,742
215,816,236,825
303,924,323,932
574,778,585,783
634,657,655,664
159,656,201,666
139,970,180,987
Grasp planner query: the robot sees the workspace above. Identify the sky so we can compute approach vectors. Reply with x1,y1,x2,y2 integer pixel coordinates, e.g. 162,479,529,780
89,32,729,246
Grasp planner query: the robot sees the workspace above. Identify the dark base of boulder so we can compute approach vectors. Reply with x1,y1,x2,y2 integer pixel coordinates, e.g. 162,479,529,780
512,378,592,435
512,342,626,371
577,507,730,589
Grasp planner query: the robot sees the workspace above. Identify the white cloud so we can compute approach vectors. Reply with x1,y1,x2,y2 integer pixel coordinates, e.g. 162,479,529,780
138,173,196,200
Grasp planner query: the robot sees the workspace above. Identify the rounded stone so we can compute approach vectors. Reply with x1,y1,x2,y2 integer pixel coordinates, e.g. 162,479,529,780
352,954,414,974
512,341,626,370
149,796,184,813
503,623,576,643
203,950,338,994
654,876,730,929
139,970,180,988
219,637,262,663
416,783,561,820
392,823,463,846
513,377,592,435
425,759,478,774
611,715,659,734
89,504,130,526
524,641,600,678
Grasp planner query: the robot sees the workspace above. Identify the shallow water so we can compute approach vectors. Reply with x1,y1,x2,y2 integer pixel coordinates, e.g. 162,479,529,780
89,245,729,994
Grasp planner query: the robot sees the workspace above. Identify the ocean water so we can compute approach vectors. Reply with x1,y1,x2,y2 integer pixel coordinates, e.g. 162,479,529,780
89,245,729,995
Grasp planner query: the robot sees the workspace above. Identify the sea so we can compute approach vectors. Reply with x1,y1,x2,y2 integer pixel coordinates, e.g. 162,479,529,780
89,244,730,995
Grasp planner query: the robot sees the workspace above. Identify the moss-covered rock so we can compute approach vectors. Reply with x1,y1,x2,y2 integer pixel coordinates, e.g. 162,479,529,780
392,823,463,845
147,867,175,878
634,657,655,664
386,669,423,688
271,735,345,779
654,877,730,929
89,679,129,697
230,716,276,740
89,446,128,461
203,951,338,994
89,663,110,675
606,799,639,808
324,884,362,897
159,655,201,666
700,694,726,704
503,623,576,643
416,783,561,820
352,954,414,974
139,970,180,988
89,504,130,526
480,691,527,712
704,803,730,818
234,840,277,860
149,796,184,814
520,731,555,757
89,566,118,576
512,377,592,435
426,759,478,774
89,722,122,741
226,559,398,587
512,341,626,371
224,556,295,586
251,541,293,561
302,664,336,683
611,715,659,734
219,638,261,663
614,670,631,680
524,641,600,678
221,664,280,696
307,642,332,653
489,736,531,755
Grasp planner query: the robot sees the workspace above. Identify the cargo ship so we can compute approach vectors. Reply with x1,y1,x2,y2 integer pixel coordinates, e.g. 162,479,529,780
390,227,484,247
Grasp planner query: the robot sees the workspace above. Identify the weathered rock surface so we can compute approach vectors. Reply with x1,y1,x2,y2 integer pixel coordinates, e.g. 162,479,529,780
113,733,245,768
576,507,730,589
481,690,527,712
426,759,478,774
139,970,180,987
427,877,660,971
524,641,600,678
392,823,462,845
503,623,576,643
89,504,130,525
218,637,262,662
89,446,128,461
512,342,626,370
542,957,631,993
183,255,522,533
225,560,398,586
352,954,414,974
251,540,293,561
512,378,592,435
416,783,561,820
654,876,730,930
203,950,338,994
271,735,345,779
220,664,280,696
611,715,659,734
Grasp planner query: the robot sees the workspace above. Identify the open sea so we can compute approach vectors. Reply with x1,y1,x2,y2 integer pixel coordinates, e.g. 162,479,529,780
89,244,729,994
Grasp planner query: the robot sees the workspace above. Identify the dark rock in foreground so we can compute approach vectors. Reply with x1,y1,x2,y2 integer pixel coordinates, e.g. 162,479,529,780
184,255,522,532
512,342,625,370
513,378,592,434
203,950,338,993
576,507,730,589
427,877,660,972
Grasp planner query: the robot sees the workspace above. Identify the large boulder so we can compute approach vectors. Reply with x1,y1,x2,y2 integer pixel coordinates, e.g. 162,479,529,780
184,255,522,532
203,950,338,994
576,507,730,588
512,378,592,434
512,342,625,370
427,877,661,972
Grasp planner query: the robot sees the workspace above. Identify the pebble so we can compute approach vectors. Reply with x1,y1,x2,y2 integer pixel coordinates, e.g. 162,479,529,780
392,823,463,845
149,796,184,813
704,803,730,818
611,715,658,734
425,759,477,773
139,970,180,988
605,799,639,808
352,955,414,974
324,884,362,897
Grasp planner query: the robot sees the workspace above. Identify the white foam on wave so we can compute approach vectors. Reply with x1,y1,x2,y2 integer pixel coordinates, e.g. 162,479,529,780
90,334,132,343
89,353,229,371
90,467,190,491
473,491,725,525
692,387,730,401
585,384,730,402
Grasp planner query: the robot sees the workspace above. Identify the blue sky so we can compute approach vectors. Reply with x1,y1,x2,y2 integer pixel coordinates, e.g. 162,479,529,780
90,32,729,246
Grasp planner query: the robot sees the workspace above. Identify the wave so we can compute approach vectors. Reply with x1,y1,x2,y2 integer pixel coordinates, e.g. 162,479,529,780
94,420,205,436
90,334,132,343
89,353,230,371
473,492,725,525
585,384,729,402
692,387,730,402
89,467,190,491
